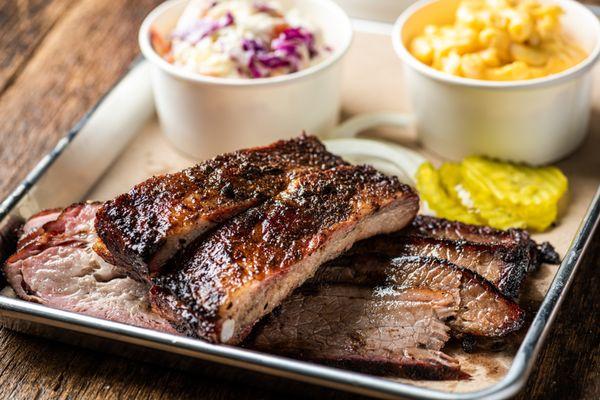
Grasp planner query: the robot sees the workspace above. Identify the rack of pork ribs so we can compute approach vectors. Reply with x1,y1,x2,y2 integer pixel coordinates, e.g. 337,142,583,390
3,135,558,380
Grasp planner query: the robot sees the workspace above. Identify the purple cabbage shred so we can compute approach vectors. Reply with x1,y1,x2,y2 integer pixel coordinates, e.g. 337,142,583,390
240,27,319,78
172,11,235,44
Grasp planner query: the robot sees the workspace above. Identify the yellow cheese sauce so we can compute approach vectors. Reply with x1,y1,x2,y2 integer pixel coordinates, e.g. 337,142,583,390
409,0,587,80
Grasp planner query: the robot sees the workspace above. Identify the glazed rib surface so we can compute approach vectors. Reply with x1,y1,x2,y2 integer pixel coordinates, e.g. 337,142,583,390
151,166,419,344
95,135,347,278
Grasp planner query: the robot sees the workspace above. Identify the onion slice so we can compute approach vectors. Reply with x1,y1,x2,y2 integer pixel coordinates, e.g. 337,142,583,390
323,138,426,185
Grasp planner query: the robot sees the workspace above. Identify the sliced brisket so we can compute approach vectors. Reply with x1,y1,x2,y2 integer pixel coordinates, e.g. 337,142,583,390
247,253,523,369
350,216,560,298
3,203,176,334
316,254,524,337
95,135,347,278
248,285,467,380
406,216,559,269
151,166,419,344
351,235,529,298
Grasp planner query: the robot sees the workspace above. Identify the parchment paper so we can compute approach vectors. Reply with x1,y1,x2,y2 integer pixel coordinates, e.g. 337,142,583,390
88,32,600,393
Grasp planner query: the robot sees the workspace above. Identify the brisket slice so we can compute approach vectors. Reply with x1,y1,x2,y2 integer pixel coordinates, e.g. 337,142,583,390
151,166,419,344
3,203,177,334
350,216,560,298
94,135,346,278
249,253,522,357
318,254,524,337
351,235,529,299
406,216,560,268
248,286,467,380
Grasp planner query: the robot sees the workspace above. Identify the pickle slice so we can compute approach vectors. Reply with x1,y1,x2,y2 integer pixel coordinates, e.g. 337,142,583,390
439,162,528,230
416,162,482,225
460,157,567,231
415,157,567,232
462,182,529,230
461,156,568,206
439,163,475,210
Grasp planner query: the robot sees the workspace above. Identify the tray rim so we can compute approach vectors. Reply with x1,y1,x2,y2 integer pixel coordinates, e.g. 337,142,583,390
1,53,599,400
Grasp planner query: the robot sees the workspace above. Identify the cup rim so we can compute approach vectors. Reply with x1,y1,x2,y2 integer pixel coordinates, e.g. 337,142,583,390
392,0,600,90
139,0,354,87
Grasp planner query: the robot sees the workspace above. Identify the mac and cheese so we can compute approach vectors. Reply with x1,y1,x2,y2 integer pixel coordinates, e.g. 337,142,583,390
409,0,586,80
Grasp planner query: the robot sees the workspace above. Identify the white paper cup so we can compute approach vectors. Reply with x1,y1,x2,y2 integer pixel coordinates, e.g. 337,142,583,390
140,0,353,159
392,0,600,165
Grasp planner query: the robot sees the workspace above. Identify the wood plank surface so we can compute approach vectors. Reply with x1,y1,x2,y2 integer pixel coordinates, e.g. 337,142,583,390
0,0,161,197
0,1,598,399
0,0,77,94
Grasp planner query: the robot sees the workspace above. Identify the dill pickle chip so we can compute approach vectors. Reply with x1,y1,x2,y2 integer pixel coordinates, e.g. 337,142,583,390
415,158,567,231
437,162,527,229
439,163,476,210
461,156,568,207
463,184,529,230
416,162,482,225
460,156,567,231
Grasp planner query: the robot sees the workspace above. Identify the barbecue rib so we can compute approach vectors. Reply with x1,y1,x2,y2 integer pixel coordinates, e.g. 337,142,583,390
248,285,467,380
3,203,176,334
151,166,419,344
95,135,347,278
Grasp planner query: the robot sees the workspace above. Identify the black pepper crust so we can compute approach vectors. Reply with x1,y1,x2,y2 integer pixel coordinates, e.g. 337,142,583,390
94,135,347,278
150,165,418,343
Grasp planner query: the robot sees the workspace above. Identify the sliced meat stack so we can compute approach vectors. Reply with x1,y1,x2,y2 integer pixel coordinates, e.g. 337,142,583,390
351,215,559,298
151,166,419,344
3,203,177,334
95,135,347,278
247,253,524,378
1,135,560,381
249,283,466,380
247,216,557,377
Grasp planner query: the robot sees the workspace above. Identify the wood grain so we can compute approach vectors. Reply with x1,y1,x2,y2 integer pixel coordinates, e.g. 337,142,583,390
513,232,600,400
0,0,161,198
0,0,77,94
0,1,598,399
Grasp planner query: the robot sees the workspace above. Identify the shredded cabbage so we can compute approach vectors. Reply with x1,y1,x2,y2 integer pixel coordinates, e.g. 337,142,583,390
240,27,319,78
172,12,235,44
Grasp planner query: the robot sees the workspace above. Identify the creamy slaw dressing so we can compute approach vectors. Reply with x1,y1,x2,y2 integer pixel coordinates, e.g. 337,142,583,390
165,0,328,78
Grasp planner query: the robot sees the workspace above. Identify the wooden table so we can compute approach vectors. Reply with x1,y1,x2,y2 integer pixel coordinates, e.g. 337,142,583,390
0,1,598,399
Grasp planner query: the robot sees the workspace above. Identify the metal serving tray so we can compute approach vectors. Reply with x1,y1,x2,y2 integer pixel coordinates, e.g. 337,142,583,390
0,21,599,400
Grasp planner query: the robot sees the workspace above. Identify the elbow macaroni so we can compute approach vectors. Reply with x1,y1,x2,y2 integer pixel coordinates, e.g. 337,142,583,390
409,0,587,80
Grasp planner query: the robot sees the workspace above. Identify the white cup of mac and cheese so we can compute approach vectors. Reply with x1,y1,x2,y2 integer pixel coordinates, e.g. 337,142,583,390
393,0,600,165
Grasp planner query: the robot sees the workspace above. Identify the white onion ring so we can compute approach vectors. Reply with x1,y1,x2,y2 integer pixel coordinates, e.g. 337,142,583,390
323,138,426,186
